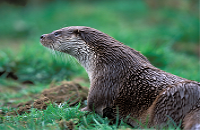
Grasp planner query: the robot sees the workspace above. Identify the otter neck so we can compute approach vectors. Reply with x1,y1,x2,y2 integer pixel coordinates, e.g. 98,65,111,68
73,51,96,82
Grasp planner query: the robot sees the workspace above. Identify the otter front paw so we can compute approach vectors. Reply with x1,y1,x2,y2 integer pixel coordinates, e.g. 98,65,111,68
103,107,115,119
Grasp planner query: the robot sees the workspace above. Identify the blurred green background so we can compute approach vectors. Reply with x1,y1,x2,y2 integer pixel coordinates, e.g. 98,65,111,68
0,0,199,84
0,0,199,129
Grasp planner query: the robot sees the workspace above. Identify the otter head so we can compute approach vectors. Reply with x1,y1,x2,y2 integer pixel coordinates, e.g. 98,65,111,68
40,26,100,80
40,27,93,57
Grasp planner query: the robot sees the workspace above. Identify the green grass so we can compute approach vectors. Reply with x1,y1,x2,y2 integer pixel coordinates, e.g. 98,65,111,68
0,0,199,129
1,102,180,130
0,103,132,130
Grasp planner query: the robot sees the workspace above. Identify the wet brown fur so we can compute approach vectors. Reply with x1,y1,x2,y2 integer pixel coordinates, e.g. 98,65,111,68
40,26,200,129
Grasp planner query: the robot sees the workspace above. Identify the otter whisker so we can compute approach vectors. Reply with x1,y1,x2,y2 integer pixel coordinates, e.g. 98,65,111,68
50,45,56,56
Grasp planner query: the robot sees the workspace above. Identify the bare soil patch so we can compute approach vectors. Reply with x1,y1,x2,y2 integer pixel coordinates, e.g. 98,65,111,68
4,81,88,116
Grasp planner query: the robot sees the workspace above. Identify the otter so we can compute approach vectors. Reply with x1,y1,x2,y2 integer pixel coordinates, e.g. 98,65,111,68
40,26,200,129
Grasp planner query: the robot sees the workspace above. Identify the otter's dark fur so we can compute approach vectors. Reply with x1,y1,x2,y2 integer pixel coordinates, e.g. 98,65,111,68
40,26,200,129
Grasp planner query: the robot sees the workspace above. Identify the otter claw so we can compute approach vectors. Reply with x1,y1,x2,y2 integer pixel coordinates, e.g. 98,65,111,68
81,107,89,111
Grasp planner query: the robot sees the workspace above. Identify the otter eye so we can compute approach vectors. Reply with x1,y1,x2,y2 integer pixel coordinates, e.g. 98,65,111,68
54,31,61,37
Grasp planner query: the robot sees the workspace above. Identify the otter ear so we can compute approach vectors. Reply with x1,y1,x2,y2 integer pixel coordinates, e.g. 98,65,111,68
73,29,93,44
73,29,80,34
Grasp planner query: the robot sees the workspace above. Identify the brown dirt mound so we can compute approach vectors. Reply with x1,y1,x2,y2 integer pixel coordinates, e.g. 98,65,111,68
5,81,89,116
40,81,88,106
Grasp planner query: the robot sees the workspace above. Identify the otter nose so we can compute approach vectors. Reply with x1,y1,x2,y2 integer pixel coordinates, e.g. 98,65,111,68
40,34,45,39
